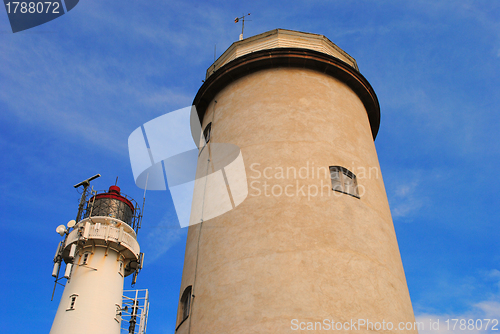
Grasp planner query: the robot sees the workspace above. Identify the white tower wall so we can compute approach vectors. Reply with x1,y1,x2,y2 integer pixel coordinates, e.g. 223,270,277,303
50,246,124,334
50,210,141,334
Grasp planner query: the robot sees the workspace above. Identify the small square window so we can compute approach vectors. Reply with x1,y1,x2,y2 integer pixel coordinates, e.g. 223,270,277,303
330,166,360,198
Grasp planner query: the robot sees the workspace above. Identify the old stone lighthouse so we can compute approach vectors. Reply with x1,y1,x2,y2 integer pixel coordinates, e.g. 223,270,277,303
175,29,417,333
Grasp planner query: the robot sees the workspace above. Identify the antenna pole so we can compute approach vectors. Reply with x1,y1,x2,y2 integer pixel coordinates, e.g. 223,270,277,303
234,13,251,40
141,173,148,214
135,172,149,234
74,174,101,223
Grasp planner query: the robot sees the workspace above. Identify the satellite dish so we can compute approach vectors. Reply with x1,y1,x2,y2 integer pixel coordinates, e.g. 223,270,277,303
67,220,76,228
56,225,67,236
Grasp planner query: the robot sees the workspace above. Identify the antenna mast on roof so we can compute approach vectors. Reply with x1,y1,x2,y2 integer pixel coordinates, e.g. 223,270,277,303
234,13,251,41
74,174,101,223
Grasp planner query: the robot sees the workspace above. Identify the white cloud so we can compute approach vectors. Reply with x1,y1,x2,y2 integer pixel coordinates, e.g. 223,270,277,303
388,177,424,219
0,0,235,159
416,271,500,333
142,212,186,263
416,305,500,334
140,88,192,109
0,26,194,156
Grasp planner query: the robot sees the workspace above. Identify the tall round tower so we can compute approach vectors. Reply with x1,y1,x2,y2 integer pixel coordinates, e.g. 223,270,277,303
176,29,417,333
50,179,146,334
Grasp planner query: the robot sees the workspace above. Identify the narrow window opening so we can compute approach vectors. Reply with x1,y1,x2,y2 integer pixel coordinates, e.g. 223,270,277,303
67,294,78,311
330,166,360,198
203,123,212,144
178,286,192,326
118,260,124,276
115,304,122,323
82,252,90,265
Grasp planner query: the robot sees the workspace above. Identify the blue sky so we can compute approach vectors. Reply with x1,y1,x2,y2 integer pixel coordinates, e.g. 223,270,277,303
1,1,499,333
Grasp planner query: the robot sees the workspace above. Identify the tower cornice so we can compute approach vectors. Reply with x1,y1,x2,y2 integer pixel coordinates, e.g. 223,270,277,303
193,47,381,139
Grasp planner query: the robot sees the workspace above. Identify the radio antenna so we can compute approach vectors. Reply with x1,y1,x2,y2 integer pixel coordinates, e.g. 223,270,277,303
234,13,251,40
74,174,101,223
140,172,149,230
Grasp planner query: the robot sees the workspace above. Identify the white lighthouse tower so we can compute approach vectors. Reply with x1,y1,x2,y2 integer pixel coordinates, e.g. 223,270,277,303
50,175,149,334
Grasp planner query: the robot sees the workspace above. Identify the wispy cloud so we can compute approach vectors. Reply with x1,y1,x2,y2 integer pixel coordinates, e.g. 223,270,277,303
142,211,186,263
416,302,500,334
387,174,425,220
416,270,500,333
0,1,233,157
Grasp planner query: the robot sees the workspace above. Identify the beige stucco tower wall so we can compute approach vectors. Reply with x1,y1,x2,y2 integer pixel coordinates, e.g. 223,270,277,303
176,29,417,333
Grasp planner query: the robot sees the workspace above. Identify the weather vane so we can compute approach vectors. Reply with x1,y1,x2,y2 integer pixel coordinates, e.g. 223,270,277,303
234,13,251,40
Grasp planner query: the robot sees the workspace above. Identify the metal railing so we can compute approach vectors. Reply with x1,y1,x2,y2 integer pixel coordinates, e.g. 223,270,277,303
121,289,149,334
82,189,143,234
65,219,140,257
